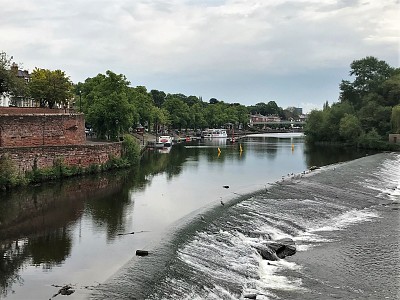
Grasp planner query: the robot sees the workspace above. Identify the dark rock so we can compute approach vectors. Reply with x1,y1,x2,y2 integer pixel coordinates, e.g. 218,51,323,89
244,293,257,299
254,245,279,261
256,238,296,260
136,250,149,256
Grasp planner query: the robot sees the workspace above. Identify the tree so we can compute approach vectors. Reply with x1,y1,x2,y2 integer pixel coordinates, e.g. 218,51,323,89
209,98,219,104
129,86,154,129
0,52,29,103
340,56,395,109
150,89,166,108
350,56,394,94
29,68,73,108
162,96,190,130
339,114,362,142
304,110,326,143
0,51,13,95
381,73,400,107
80,71,137,139
391,105,400,133
189,102,207,130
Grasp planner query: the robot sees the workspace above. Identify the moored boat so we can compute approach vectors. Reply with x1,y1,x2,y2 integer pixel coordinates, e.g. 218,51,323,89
158,135,172,147
201,129,228,138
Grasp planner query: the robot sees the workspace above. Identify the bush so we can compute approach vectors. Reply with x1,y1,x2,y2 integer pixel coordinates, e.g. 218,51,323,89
0,154,20,189
357,128,385,149
122,134,140,165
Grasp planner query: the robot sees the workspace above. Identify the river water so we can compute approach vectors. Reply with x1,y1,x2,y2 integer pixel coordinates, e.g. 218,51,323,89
0,133,399,300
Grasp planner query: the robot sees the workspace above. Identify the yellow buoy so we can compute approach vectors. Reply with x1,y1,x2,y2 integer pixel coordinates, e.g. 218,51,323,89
240,144,243,152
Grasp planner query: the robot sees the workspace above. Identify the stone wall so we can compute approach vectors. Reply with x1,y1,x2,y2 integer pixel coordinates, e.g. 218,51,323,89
389,134,400,144
0,143,123,174
0,108,85,147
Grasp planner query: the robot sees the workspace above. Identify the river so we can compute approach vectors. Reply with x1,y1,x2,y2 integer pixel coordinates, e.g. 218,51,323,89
0,133,398,300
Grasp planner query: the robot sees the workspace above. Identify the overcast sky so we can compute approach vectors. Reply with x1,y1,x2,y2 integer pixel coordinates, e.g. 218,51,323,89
1,0,398,112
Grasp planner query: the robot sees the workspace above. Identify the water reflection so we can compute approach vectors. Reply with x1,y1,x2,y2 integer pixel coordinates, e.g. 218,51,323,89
304,144,378,167
0,148,196,297
0,136,377,298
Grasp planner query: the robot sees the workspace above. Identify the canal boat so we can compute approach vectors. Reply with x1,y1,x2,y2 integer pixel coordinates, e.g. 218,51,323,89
158,135,172,147
202,129,228,138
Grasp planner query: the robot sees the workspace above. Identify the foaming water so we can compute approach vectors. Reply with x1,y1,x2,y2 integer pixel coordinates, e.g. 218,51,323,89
364,153,400,202
91,153,399,300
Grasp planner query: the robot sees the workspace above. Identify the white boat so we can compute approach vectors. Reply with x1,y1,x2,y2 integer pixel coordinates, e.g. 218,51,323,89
202,129,228,138
158,135,172,147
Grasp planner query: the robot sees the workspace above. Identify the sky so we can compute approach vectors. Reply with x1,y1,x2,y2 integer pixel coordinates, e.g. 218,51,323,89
1,0,398,113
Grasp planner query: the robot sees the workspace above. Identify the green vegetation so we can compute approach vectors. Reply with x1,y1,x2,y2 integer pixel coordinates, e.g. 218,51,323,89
29,68,73,108
0,154,24,190
77,72,253,136
305,56,400,150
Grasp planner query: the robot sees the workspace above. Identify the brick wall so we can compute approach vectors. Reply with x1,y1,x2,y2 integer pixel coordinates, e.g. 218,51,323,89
0,143,123,174
0,110,85,147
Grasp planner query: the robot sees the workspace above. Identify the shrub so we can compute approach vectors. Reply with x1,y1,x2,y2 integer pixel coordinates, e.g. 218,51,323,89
122,134,140,165
0,154,20,189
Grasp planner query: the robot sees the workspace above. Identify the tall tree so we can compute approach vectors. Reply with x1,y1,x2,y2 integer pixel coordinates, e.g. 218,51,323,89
150,89,166,108
0,51,13,95
162,96,190,130
29,68,73,108
339,56,395,109
80,71,137,139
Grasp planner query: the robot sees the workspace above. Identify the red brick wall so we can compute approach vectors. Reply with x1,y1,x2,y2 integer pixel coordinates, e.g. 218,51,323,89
0,107,68,115
0,111,85,147
0,143,123,174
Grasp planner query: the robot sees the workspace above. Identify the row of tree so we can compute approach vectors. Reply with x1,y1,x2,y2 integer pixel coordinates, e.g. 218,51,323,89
75,71,253,139
1,50,301,140
305,56,400,149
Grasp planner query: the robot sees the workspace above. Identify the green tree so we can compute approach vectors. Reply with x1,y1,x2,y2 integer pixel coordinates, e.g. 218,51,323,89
0,52,29,102
189,102,207,130
304,110,326,143
339,114,362,142
381,73,400,107
391,105,400,133
340,56,395,109
162,96,190,130
29,68,73,108
0,51,14,95
129,86,154,129
80,71,137,140
152,106,170,132
150,89,166,108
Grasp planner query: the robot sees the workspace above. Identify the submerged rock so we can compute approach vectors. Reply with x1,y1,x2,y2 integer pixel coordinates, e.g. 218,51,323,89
254,237,296,261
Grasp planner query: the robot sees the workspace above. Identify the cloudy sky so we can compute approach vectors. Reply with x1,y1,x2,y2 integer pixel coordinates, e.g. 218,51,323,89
1,0,398,112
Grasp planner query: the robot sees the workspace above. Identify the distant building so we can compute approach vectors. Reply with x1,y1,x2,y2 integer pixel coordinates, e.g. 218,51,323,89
1,63,33,107
249,114,281,126
294,107,303,115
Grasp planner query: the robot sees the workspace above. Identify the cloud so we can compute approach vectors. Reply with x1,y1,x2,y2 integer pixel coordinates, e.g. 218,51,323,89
1,0,398,109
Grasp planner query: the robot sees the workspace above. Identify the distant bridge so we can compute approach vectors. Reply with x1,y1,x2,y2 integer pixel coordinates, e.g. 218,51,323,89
250,121,305,126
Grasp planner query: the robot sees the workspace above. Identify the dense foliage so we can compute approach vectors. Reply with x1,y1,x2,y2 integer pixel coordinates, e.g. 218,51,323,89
305,57,400,149
0,51,29,100
29,68,73,108
77,71,254,136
